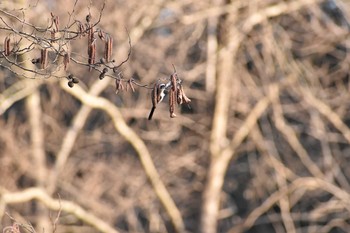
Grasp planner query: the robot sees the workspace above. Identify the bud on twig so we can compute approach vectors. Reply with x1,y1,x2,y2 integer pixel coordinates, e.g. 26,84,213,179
99,67,108,80
86,14,92,23
32,58,41,64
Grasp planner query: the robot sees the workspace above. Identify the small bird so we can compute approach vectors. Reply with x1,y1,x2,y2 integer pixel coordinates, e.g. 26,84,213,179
148,82,167,120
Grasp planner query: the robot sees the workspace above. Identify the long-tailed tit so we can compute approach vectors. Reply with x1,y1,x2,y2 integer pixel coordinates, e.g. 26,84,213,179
148,82,169,120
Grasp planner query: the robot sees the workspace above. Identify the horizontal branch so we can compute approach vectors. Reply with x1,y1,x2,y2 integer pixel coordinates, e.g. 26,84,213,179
0,187,120,233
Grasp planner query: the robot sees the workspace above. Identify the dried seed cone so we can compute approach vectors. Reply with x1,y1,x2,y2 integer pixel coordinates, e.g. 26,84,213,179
68,81,74,88
99,73,105,80
72,77,79,84
86,14,92,23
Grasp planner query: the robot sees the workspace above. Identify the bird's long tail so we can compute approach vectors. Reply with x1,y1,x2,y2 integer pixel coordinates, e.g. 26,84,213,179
148,106,156,120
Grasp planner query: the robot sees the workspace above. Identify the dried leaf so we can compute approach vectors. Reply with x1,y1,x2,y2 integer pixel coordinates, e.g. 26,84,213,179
115,78,124,94
128,79,135,92
54,16,59,32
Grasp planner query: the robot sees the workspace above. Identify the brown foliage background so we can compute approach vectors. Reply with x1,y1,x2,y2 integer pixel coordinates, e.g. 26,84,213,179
1,0,350,233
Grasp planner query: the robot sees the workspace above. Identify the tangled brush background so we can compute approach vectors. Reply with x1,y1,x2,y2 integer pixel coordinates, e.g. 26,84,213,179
1,0,350,233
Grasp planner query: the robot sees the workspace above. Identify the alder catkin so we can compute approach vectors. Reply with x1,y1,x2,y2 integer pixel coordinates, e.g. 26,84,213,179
41,48,48,69
151,83,158,108
87,23,93,55
87,23,95,71
104,36,113,63
88,41,96,71
78,22,85,38
4,37,8,56
169,88,176,118
4,37,10,56
171,73,177,92
177,85,183,105
108,36,113,62
63,53,70,71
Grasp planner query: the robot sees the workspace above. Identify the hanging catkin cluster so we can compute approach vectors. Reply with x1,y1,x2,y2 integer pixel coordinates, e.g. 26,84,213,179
0,6,191,120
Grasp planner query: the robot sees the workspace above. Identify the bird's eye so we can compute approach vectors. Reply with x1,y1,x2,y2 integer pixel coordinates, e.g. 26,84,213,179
159,83,166,89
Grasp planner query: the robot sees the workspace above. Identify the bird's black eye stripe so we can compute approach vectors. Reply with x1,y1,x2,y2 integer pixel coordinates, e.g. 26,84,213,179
159,83,166,89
